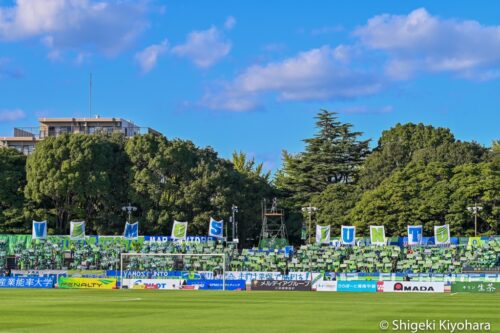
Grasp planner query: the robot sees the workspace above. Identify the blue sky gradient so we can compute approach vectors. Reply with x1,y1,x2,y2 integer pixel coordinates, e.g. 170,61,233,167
1,0,499,171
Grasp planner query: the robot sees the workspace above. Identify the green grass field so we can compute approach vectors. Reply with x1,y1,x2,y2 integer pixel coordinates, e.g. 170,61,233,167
0,290,498,333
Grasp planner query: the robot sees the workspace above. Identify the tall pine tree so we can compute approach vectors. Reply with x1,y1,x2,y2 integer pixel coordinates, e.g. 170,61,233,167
276,109,370,207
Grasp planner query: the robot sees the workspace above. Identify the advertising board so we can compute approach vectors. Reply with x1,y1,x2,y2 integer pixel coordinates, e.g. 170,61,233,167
382,281,445,293
0,276,54,288
122,279,183,290
58,277,116,289
451,282,499,293
185,279,245,290
337,281,377,292
251,280,312,291
315,281,337,292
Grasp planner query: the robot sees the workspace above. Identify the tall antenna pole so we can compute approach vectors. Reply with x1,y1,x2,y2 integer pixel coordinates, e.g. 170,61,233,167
89,73,92,118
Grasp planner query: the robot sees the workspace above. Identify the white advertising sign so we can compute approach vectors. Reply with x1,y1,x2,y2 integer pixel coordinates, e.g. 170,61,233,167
122,279,184,290
382,281,445,293
316,281,337,292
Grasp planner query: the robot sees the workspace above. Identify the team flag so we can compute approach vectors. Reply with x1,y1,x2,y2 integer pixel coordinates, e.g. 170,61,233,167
316,225,330,244
467,237,483,249
208,218,224,238
370,226,386,245
124,222,139,240
171,220,188,240
434,224,450,245
32,220,47,239
70,221,86,240
341,226,356,245
407,225,423,245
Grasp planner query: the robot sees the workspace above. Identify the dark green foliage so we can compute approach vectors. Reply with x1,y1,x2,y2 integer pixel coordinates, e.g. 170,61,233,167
0,148,26,233
0,113,498,243
276,110,369,207
350,162,498,236
24,134,130,234
125,134,273,246
358,123,456,190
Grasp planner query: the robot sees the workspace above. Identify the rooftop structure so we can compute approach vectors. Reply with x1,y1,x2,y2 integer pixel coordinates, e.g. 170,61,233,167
0,116,159,155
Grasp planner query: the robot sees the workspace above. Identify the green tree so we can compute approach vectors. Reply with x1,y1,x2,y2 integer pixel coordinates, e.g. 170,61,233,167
232,151,271,181
126,134,273,246
276,110,369,207
24,134,130,233
0,148,27,233
359,123,455,190
311,183,361,236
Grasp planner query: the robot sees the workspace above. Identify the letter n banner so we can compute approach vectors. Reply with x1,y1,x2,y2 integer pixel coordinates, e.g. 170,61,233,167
370,226,386,245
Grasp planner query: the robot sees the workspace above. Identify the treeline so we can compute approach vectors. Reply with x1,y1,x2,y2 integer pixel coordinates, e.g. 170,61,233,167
0,134,273,246
276,110,499,242
0,110,498,245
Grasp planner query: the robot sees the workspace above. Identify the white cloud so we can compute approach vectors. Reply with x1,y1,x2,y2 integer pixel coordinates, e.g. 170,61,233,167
201,45,384,111
224,16,236,30
0,0,149,56
355,8,500,79
172,26,232,68
135,39,168,74
0,109,25,121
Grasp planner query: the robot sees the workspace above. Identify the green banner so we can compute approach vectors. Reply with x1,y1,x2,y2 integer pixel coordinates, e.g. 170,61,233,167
0,235,144,255
451,282,500,293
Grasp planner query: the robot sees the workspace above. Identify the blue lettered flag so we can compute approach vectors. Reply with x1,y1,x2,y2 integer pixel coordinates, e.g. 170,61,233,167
32,220,47,239
124,222,139,240
208,218,224,238
407,225,423,245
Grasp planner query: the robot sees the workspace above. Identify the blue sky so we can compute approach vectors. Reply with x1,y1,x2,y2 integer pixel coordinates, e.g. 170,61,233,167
0,1,499,171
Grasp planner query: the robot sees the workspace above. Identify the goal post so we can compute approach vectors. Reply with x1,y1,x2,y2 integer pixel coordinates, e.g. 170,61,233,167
120,253,227,290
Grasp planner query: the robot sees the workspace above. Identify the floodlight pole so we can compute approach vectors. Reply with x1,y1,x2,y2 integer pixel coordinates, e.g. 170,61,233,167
122,203,137,224
467,202,483,237
231,204,238,242
302,205,318,244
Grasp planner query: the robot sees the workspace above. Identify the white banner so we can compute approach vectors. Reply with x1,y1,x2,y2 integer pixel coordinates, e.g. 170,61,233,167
124,222,139,240
434,224,450,245
407,225,423,245
122,279,184,290
171,220,188,240
382,281,445,293
32,220,47,239
70,221,85,240
316,281,337,292
369,226,386,245
208,218,224,238
223,271,313,283
316,225,330,244
341,226,356,245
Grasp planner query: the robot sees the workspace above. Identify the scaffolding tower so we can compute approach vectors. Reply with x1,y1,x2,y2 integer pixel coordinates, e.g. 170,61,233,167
259,198,288,248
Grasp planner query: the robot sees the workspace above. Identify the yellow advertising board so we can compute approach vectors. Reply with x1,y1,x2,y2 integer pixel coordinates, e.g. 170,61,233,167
58,277,116,289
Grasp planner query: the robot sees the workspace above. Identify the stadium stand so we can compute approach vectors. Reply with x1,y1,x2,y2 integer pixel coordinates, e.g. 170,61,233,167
0,240,7,272
2,237,499,273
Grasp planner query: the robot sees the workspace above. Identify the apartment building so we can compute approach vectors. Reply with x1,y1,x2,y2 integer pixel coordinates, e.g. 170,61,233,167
0,116,160,155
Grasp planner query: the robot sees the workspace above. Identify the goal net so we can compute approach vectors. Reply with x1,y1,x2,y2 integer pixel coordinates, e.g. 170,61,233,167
120,253,227,290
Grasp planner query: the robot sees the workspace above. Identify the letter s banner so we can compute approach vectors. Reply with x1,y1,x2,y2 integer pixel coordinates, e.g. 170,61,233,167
383,281,444,293
58,277,116,289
